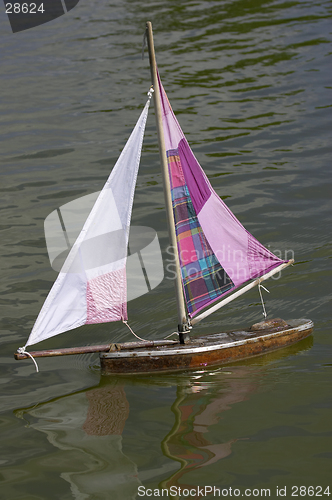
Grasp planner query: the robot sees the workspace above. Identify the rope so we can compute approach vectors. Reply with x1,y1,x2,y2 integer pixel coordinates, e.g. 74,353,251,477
258,283,270,318
147,86,154,99
122,320,147,342
164,320,192,339
142,26,148,60
17,347,39,373
164,332,179,339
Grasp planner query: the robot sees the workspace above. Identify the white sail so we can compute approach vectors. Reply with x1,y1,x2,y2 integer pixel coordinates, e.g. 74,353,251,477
24,96,152,349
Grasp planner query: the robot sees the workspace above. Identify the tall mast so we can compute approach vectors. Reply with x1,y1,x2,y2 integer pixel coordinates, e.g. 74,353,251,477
145,21,190,343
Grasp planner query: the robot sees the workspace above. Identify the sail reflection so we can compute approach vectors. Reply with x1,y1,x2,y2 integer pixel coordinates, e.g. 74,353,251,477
16,381,139,500
83,384,129,436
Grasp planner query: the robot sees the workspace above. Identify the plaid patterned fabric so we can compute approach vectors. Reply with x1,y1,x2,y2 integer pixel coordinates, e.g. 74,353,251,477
167,149,234,316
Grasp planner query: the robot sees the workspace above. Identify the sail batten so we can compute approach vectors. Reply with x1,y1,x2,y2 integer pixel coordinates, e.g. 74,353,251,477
158,74,287,318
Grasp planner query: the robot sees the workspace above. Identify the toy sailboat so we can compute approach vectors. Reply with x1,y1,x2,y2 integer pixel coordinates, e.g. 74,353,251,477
15,23,313,373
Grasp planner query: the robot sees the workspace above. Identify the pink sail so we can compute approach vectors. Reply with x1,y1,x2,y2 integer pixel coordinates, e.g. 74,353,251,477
158,74,286,317
24,98,151,348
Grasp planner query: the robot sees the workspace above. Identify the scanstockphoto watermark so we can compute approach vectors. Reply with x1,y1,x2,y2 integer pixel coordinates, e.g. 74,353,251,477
137,485,273,497
137,485,330,498
165,245,295,282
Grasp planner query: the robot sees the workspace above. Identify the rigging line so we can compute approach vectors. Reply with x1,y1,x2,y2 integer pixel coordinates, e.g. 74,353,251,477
258,283,270,318
17,347,39,373
122,320,147,342
164,331,179,339
56,208,71,250
137,250,151,292
142,26,148,60
164,319,192,339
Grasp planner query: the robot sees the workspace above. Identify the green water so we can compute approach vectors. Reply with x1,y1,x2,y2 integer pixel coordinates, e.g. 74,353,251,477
0,0,331,498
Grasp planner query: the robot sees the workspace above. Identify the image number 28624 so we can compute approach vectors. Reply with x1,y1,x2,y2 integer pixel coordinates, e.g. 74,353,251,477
5,3,45,14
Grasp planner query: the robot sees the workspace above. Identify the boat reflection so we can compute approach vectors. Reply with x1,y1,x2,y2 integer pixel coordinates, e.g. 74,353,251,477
14,367,257,499
14,337,312,499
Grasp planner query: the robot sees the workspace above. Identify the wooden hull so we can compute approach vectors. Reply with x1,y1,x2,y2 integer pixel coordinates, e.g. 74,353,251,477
100,318,313,374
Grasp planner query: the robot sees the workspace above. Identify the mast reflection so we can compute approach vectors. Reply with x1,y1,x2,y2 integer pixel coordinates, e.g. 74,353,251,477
160,367,258,495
